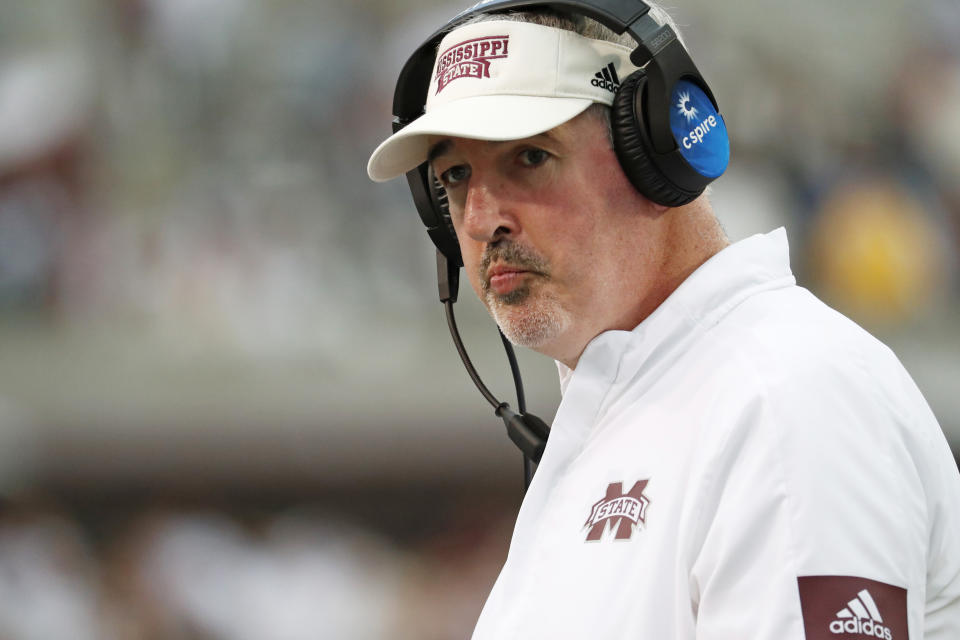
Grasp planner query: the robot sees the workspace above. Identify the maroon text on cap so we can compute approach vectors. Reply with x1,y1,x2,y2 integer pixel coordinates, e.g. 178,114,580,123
435,35,509,94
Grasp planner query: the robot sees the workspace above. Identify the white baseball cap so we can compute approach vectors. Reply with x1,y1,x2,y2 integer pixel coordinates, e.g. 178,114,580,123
366,20,638,182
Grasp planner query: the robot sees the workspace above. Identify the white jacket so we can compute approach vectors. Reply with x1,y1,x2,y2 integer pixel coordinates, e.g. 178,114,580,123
472,228,960,640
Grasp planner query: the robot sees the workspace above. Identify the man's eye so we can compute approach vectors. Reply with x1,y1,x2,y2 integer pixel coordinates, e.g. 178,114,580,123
519,148,550,167
440,165,470,186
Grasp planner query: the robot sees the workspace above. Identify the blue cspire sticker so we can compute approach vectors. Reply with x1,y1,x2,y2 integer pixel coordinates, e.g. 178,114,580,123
669,80,729,179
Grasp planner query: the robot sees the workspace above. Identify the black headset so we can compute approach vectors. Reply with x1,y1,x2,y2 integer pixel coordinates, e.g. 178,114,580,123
391,0,727,268
387,0,727,489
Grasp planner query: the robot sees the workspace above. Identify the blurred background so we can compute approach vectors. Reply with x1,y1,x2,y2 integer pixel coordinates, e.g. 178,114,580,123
0,0,957,637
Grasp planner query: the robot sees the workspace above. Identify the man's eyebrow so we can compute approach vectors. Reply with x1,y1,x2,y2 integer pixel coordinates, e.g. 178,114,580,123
427,140,453,165
427,131,562,165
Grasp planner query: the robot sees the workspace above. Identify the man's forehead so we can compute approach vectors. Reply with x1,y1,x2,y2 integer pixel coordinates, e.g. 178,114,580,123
426,128,566,164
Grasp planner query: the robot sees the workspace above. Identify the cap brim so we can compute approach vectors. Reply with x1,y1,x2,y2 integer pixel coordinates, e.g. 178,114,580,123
366,95,593,182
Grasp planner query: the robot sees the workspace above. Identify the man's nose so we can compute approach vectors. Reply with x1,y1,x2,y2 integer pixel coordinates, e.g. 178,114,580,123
461,180,516,244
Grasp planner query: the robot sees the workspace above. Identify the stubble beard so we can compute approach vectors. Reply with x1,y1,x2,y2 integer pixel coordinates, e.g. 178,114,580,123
480,243,571,350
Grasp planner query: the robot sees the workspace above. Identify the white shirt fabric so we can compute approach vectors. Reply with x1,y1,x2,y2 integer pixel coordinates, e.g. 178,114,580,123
472,228,960,640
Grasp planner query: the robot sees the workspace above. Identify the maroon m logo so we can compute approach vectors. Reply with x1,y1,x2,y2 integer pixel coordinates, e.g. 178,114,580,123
584,480,650,541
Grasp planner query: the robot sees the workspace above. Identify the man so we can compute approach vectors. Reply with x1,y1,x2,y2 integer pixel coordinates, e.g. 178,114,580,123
367,3,960,638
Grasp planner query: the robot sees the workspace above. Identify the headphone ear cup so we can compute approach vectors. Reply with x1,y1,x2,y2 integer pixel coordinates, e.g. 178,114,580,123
427,165,463,267
611,71,697,207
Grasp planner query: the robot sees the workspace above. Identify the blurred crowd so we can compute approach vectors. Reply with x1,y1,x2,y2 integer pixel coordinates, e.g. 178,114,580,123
0,495,515,639
1,0,957,346
0,0,958,638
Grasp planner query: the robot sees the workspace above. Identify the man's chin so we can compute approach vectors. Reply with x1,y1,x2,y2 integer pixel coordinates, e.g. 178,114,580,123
487,297,570,350
489,283,532,306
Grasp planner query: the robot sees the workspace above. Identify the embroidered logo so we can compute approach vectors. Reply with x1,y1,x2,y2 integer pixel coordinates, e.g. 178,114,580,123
584,480,650,541
591,62,621,93
435,35,510,94
797,576,907,640
830,589,892,639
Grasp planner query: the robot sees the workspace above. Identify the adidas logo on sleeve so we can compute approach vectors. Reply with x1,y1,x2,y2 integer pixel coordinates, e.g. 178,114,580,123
831,589,891,639
591,62,621,92
797,576,907,640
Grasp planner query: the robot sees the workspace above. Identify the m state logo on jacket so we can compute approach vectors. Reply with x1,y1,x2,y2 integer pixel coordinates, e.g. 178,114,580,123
583,480,651,541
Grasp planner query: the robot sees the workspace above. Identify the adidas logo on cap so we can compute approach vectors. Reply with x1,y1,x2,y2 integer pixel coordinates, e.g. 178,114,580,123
829,589,893,640
591,62,621,92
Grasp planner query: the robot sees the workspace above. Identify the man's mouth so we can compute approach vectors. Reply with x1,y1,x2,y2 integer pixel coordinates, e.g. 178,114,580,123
486,264,535,296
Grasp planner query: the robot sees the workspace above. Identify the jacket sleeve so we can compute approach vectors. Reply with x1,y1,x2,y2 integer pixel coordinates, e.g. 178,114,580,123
686,355,946,640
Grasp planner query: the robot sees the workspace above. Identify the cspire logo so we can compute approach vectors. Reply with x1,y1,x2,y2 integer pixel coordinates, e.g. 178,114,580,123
668,79,729,179
676,90,698,122
675,87,717,150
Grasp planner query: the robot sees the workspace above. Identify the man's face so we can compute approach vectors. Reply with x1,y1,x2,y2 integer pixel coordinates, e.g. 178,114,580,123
428,109,662,366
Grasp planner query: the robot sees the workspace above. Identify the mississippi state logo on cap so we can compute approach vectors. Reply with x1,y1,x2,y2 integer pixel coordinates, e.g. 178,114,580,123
435,35,510,93
669,79,729,179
